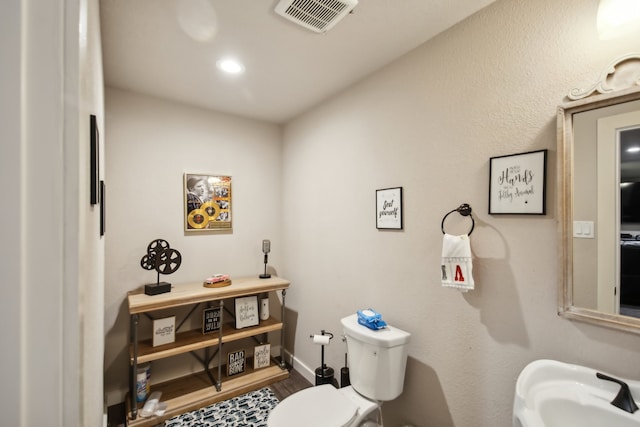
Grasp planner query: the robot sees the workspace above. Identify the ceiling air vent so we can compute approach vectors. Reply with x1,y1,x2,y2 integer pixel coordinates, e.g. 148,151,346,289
275,0,358,33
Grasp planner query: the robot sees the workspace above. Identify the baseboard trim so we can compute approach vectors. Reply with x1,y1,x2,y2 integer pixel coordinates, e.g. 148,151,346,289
282,349,315,385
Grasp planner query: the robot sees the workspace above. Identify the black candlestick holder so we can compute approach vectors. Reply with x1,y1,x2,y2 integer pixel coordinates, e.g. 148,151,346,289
259,239,271,279
260,253,271,279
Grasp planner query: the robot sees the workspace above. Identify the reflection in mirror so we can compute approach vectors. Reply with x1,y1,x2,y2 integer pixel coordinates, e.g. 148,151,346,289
620,127,640,316
572,103,640,316
558,54,640,334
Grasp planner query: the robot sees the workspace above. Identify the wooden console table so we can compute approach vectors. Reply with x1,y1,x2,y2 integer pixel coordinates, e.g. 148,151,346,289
126,276,290,426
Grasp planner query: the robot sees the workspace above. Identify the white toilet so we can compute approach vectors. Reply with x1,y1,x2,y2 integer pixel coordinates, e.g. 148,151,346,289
267,313,411,427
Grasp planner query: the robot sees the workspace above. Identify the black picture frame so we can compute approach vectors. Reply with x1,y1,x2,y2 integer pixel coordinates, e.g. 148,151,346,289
202,307,222,334
376,187,403,229
100,180,106,236
489,149,547,215
90,115,100,205
227,349,246,377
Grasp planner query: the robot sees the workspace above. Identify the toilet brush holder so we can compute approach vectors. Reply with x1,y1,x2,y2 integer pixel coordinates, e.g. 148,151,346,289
340,353,350,388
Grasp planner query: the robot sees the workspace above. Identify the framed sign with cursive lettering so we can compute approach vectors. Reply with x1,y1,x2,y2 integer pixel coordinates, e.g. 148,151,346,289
489,149,547,215
152,316,175,347
234,295,259,329
376,187,403,229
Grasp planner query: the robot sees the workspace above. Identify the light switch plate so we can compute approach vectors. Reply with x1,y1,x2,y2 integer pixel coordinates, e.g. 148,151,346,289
573,221,595,238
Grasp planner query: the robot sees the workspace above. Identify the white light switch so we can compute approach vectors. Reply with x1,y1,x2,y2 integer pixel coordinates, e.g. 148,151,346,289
573,221,595,238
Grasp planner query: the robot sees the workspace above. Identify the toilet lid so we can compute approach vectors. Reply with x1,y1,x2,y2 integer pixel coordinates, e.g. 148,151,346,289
268,384,358,427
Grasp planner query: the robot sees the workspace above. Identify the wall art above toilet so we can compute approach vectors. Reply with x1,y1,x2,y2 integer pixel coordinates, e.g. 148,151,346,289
376,187,403,229
489,149,547,215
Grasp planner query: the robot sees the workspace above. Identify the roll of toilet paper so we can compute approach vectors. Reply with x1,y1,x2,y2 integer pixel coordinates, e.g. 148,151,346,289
312,334,331,345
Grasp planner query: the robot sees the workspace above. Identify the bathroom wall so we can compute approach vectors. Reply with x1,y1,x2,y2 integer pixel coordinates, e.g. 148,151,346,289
102,0,640,425
103,88,283,405
280,0,640,426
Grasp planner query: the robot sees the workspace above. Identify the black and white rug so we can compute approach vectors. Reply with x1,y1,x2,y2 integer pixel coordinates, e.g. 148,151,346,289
164,387,279,427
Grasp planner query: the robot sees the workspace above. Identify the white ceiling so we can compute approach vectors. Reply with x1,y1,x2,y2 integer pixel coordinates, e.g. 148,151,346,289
100,0,496,124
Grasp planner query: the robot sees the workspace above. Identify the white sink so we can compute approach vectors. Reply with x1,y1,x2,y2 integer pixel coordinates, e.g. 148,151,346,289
513,359,640,427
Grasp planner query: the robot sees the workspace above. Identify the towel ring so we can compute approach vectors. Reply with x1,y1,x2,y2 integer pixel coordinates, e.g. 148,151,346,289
441,203,475,236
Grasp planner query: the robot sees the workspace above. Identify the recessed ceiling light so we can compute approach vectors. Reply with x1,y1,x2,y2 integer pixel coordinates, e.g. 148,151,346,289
216,58,245,75
626,146,640,153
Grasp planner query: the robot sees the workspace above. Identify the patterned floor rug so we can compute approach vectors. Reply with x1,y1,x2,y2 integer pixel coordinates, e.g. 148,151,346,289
164,387,279,427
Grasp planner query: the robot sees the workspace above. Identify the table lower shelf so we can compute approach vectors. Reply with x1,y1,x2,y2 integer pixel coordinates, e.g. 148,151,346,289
126,363,289,427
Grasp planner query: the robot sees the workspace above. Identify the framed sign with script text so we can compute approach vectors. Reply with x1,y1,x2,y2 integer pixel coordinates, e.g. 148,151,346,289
253,343,271,370
489,149,547,215
152,316,175,347
234,296,259,329
376,187,403,229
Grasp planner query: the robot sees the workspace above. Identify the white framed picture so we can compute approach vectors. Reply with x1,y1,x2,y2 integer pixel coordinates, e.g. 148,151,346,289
376,187,403,229
235,296,259,329
253,344,271,370
489,149,547,215
152,316,175,347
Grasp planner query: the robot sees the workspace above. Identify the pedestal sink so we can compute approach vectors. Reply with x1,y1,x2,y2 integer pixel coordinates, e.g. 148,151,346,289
513,359,640,427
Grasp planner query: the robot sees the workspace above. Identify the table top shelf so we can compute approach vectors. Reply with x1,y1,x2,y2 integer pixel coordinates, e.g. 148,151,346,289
130,317,284,364
128,276,290,314
127,275,290,423
126,363,289,427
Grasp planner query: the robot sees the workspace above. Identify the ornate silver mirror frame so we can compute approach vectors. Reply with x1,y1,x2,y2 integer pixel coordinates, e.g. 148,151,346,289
558,53,640,334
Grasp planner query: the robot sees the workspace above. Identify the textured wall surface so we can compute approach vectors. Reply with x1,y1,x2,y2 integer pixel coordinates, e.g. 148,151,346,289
102,0,640,425
103,89,283,404
280,0,640,426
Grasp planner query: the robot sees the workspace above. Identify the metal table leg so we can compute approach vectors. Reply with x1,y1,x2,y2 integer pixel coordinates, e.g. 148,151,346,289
280,289,287,369
216,299,224,391
130,313,139,420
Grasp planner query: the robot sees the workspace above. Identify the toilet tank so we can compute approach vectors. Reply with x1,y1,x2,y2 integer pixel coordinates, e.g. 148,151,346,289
341,314,411,401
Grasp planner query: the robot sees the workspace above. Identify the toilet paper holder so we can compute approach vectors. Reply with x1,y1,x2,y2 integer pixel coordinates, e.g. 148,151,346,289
310,330,333,345
310,330,335,386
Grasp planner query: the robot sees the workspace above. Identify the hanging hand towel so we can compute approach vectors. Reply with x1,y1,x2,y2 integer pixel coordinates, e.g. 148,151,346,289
441,233,474,292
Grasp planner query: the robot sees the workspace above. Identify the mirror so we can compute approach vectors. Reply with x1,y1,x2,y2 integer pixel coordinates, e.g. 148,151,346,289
558,54,640,334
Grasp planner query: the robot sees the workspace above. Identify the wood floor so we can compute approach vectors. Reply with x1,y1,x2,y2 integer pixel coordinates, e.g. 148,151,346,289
268,367,313,401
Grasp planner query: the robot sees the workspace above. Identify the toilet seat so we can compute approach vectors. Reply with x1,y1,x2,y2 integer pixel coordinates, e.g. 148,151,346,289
267,384,358,427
